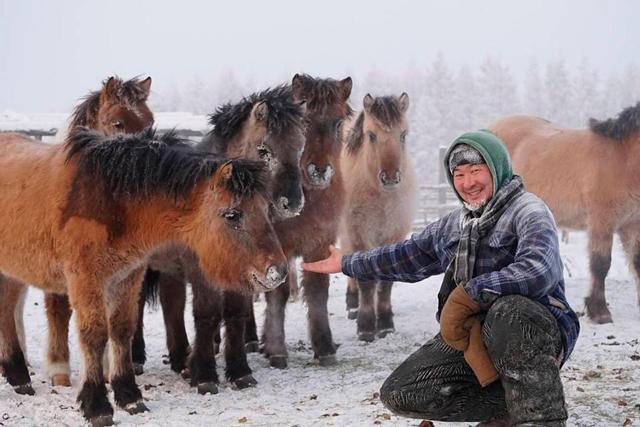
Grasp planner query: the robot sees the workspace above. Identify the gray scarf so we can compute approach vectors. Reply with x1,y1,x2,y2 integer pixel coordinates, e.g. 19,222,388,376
436,175,525,320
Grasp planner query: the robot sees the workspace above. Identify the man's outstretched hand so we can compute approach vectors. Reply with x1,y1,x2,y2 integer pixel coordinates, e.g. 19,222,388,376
301,245,344,274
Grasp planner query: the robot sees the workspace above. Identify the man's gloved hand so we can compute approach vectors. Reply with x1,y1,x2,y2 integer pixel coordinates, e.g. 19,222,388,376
440,284,480,351
440,284,499,387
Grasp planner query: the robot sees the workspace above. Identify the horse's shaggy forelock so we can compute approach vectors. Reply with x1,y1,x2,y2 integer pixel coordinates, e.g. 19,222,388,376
69,76,150,129
345,97,404,155
205,85,306,153
65,127,267,201
589,102,640,141
294,74,354,116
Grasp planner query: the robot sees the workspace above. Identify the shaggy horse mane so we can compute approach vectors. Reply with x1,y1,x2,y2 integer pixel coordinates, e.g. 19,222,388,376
589,102,640,141
69,76,150,129
345,96,404,155
65,127,267,201
294,74,354,117
202,85,306,153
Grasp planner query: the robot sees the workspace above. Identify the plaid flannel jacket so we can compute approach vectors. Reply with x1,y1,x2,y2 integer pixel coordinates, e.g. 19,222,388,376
341,191,580,365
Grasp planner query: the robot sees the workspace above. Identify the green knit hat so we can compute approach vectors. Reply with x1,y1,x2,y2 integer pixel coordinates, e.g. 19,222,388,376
443,129,513,201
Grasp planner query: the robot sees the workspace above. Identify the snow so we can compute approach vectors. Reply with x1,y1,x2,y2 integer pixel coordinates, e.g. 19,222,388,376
1,231,639,427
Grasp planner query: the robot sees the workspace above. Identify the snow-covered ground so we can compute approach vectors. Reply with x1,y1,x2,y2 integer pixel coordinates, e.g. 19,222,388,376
1,231,639,427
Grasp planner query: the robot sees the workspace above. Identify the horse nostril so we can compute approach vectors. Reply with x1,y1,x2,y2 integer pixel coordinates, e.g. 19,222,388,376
279,197,289,210
394,170,402,184
266,264,288,289
379,171,388,184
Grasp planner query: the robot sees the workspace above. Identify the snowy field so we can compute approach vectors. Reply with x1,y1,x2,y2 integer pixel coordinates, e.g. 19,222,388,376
1,231,639,427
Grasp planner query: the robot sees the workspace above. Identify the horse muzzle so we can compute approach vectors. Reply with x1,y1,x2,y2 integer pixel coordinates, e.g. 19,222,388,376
306,163,334,189
250,264,288,292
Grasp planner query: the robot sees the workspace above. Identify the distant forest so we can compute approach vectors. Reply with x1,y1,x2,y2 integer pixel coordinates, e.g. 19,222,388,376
150,55,640,183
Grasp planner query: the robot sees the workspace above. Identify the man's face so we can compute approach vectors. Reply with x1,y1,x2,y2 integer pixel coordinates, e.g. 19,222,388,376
452,163,493,208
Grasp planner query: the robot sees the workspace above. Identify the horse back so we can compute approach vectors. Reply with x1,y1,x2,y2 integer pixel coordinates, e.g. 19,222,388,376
490,115,630,229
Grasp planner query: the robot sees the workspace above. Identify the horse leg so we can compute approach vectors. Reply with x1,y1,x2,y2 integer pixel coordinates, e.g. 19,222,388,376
585,226,614,323
376,281,395,338
356,280,377,342
345,278,359,320
14,283,28,364
223,291,257,389
618,222,640,312
262,280,290,368
131,269,158,376
44,293,72,387
0,275,33,395
244,303,259,353
301,268,337,365
189,276,222,395
106,267,148,415
66,274,113,425
158,273,190,374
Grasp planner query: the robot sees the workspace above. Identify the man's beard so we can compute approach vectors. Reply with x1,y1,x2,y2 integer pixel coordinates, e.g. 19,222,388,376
463,197,489,213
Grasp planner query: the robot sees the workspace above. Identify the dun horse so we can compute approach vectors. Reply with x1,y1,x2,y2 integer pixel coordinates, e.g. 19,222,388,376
490,102,640,323
131,84,307,392
0,76,154,388
243,74,353,368
0,128,286,425
340,93,417,341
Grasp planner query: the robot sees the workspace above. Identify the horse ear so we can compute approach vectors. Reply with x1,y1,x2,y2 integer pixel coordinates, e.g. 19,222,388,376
363,94,374,112
137,77,152,100
253,101,268,122
398,92,410,113
291,74,306,101
102,76,119,100
212,161,234,189
340,77,353,101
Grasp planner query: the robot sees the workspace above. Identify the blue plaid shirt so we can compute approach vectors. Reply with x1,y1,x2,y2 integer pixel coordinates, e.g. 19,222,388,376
342,191,580,365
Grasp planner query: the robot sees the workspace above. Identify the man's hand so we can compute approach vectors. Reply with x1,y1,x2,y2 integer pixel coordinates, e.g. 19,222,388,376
439,284,481,351
301,245,344,274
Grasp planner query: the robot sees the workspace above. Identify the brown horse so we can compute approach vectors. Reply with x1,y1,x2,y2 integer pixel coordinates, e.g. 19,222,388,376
0,76,155,388
244,73,353,368
130,84,307,392
340,93,417,341
490,102,640,323
0,128,286,425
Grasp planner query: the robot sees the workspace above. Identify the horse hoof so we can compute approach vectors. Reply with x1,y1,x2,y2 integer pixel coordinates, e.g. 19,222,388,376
377,328,395,338
269,355,288,369
124,400,149,415
90,414,114,427
347,309,358,320
590,312,613,324
585,297,613,324
196,382,219,395
13,383,35,395
232,374,258,390
180,368,191,380
51,374,71,387
358,332,376,342
245,341,260,353
133,363,144,376
318,355,337,367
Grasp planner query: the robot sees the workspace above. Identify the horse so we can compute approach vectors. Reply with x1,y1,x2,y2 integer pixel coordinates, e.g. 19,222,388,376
490,102,640,323
129,84,307,392
339,93,417,341
0,128,287,425
0,75,154,389
241,73,353,368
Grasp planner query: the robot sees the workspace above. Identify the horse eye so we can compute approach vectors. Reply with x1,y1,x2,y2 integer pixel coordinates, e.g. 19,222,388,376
222,209,242,224
257,145,271,159
368,131,377,143
400,132,408,144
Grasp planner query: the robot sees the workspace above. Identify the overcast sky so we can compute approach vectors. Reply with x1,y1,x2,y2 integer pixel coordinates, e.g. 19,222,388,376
1,0,638,112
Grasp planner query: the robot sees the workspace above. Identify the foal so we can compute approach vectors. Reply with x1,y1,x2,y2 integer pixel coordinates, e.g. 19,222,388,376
0,128,286,425
340,93,417,341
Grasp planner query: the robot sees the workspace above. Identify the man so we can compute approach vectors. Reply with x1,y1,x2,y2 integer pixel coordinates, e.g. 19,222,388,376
303,130,580,426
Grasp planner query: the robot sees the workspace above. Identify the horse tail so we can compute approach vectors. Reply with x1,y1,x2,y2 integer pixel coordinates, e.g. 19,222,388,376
142,268,161,308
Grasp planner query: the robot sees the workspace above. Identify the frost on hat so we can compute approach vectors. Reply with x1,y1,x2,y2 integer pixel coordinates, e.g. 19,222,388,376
448,143,486,173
